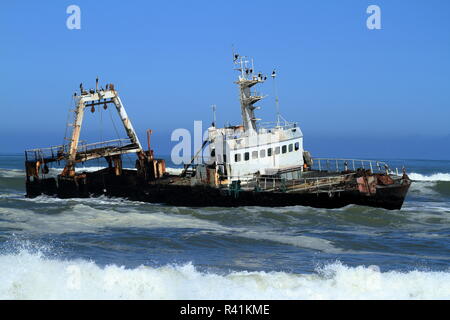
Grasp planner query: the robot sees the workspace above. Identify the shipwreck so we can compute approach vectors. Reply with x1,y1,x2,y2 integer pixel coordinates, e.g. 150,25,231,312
25,55,411,210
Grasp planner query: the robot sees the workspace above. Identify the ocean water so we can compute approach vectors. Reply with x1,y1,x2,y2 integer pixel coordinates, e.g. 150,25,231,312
0,155,449,299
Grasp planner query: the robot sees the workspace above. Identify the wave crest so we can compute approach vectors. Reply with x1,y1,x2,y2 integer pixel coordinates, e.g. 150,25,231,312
409,172,450,182
0,250,449,299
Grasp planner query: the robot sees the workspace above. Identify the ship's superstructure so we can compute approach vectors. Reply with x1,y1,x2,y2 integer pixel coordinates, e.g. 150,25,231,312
192,54,305,184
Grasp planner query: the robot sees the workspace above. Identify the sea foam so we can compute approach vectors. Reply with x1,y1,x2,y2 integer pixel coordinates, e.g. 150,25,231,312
409,172,450,182
0,249,448,300
0,169,24,178
0,202,343,253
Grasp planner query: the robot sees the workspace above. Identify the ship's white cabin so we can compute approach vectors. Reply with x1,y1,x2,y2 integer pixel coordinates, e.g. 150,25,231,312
190,53,305,185
207,123,304,181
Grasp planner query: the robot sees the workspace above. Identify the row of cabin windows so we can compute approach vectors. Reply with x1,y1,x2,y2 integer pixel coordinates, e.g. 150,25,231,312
234,142,300,163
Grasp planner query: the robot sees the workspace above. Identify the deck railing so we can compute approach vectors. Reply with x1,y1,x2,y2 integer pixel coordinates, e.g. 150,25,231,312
76,138,131,153
311,158,396,174
225,172,355,193
25,138,134,163
257,121,298,131
25,145,68,163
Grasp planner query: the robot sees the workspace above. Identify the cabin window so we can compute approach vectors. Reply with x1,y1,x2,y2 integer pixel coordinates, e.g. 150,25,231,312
289,144,293,152
244,152,250,161
211,149,215,157
268,148,272,156
282,145,287,154
260,149,265,158
252,151,258,159
295,142,300,151
275,147,280,155
235,153,241,162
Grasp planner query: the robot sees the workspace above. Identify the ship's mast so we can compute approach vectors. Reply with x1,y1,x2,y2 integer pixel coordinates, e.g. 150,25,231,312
271,69,281,127
233,54,267,134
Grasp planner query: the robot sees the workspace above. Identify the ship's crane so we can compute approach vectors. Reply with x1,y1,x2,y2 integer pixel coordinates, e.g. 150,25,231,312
60,81,144,177
24,80,157,181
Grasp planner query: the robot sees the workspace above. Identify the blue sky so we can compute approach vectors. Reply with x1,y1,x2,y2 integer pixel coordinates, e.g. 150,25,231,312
1,0,449,159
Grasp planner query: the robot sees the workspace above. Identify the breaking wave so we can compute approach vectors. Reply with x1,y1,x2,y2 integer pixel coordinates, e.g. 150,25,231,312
0,248,448,300
0,200,343,253
409,172,450,182
408,179,450,199
0,169,24,178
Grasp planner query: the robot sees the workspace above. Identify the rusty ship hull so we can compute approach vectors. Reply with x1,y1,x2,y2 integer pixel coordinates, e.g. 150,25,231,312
25,168,411,210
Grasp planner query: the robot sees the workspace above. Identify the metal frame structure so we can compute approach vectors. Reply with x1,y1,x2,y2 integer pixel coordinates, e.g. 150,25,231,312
25,82,145,179
61,84,144,176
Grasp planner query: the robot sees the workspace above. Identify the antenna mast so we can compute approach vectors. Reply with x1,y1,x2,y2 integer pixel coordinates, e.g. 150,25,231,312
272,69,281,127
233,53,267,134
211,104,217,127
271,69,287,127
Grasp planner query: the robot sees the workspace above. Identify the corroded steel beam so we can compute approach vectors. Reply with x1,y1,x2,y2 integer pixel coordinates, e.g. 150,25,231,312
62,86,144,176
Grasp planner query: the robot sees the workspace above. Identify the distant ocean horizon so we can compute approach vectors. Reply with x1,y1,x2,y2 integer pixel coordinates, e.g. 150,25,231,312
2,131,450,161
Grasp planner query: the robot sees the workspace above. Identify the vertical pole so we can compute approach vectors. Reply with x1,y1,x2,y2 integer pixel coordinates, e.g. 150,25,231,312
211,105,217,127
147,129,153,159
65,98,86,176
